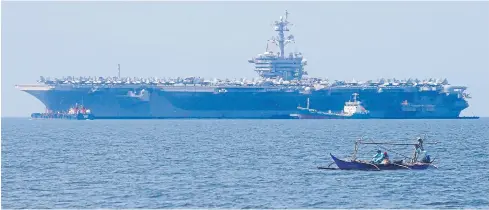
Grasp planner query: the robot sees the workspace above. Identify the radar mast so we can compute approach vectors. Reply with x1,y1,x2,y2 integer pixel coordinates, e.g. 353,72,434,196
270,10,294,58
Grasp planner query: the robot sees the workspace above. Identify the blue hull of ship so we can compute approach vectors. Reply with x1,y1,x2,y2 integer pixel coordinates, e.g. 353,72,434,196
22,87,469,119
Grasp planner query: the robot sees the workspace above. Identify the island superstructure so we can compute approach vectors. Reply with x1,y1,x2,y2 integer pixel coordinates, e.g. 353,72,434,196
16,11,472,119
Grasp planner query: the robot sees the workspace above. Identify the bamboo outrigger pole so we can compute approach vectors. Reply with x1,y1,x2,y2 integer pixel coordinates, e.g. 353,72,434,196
351,140,359,161
358,141,438,146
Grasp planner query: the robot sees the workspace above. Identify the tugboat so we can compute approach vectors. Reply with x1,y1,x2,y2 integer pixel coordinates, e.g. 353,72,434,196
291,93,370,119
31,104,95,120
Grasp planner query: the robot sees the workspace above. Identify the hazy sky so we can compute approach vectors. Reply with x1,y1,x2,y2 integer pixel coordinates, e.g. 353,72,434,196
2,1,488,117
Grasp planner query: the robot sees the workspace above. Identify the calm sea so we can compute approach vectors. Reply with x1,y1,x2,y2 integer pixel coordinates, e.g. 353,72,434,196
2,118,489,208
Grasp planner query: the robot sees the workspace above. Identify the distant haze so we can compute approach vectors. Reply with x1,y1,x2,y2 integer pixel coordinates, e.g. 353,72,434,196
2,1,488,117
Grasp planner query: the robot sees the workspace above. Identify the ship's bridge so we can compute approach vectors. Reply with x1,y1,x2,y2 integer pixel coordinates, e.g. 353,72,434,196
249,51,307,81
249,10,308,81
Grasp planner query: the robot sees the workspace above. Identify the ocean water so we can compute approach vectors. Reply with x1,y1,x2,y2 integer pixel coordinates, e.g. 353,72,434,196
2,118,489,208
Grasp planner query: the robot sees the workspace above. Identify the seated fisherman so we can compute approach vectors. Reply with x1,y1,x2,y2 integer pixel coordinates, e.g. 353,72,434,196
371,149,383,164
381,152,391,164
421,154,431,163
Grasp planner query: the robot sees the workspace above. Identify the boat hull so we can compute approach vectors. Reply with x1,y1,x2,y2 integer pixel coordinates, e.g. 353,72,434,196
20,86,468,119
292,111,371,119
31,113,95,120
330,154,430,170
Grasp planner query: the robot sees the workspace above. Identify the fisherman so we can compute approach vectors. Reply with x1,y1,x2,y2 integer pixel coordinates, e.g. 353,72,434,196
381,152,391,164
417,138,424,150
417,146,431,163
421,154,431,163
413,140,430,163
371,149,383,164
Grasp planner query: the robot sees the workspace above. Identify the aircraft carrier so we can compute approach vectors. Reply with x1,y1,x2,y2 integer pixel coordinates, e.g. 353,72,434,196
16,11,472,119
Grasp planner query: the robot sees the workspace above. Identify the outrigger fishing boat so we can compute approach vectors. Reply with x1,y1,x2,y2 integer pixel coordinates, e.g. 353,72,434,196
319,137,437,171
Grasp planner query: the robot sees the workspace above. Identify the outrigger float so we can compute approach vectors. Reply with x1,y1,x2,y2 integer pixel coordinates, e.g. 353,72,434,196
319,138,438,171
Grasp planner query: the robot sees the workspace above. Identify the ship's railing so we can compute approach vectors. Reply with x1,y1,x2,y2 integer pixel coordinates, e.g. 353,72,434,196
36,76,454,84
15,84,54,91
250,55,304,61
34,82,454,91
33,77,465,93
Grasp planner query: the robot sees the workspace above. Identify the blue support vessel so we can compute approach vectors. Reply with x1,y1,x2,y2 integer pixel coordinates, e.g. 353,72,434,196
291,93,371,119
